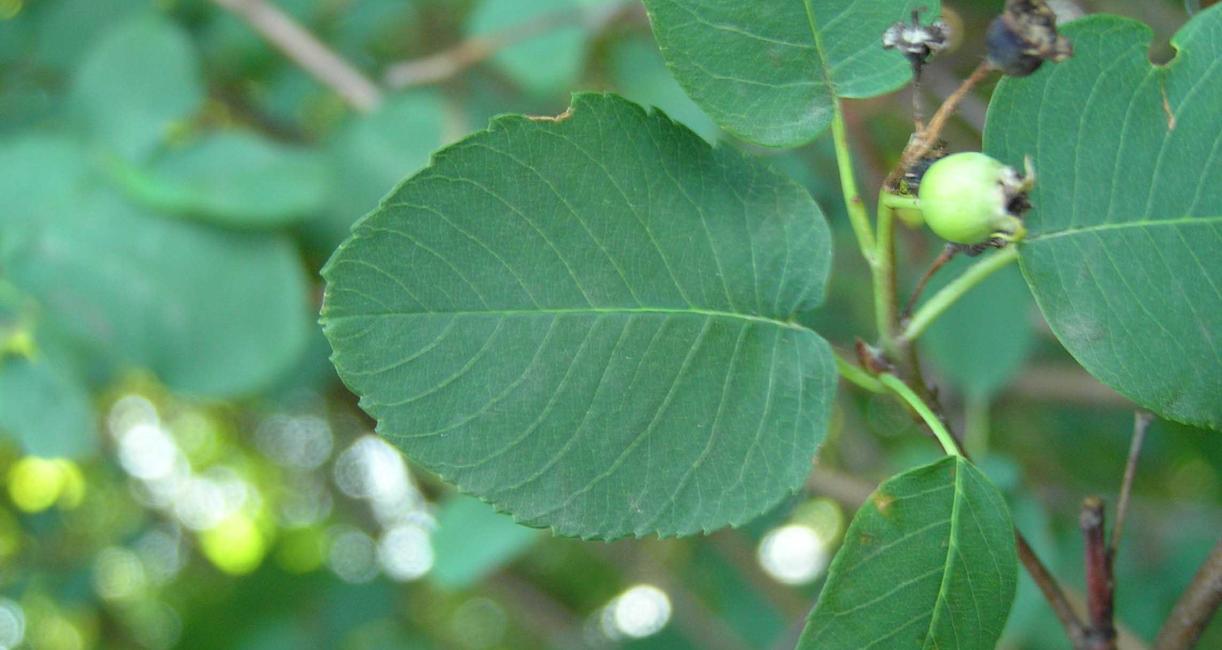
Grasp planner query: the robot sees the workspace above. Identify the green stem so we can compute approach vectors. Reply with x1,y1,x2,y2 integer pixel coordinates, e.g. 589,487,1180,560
899,246,1019,343
880,193,920,211
835,353,886,394
879,373,961,457
873,191,898,357
831,104,876,265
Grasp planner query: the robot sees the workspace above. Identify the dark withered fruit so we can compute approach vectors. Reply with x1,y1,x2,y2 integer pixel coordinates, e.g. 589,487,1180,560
987,0,1073,76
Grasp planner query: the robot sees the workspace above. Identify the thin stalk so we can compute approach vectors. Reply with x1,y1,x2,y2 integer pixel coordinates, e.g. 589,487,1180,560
902,244,958,320
1110,410,1152,559
880,193,921,211
832,104,877,265
835,354,887,394
878,373,960,456
900,246,1019,342
874,192,899,357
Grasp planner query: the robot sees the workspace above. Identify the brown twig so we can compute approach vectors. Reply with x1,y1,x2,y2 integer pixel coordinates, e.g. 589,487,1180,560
1110,411,1152,560
1018,532,1091,648
884,61,995,189
1082,497,1117,650
901,244,959,321
211,0,382,112
1154,538,1222,650
383,1,637,89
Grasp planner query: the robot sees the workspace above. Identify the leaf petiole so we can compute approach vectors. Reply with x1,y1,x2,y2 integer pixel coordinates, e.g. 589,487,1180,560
831,104,877,265
879,373,961,457
899,246,1019,343
835,353,886,394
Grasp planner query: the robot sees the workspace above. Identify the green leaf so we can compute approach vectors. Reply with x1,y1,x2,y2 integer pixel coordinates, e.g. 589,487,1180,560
123,131,332,228
323,93,836,539
0,346,98,460
984,10,1222,430
430,496,539,589
5,186,311,398
33,0,148,72
642,0,936,147
924,258,1035,399
71,13,204,162
799,456,1017,650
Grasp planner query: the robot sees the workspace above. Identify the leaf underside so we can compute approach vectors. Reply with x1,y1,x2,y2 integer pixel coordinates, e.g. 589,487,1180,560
322,93,836,539
985,10,1222,430
643,0,935,147
799,456,1017,650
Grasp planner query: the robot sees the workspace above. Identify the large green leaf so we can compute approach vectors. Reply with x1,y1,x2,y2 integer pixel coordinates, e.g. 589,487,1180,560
799,456,1017,650
120,131,332,228
323,93,836,539
70,13,204,163
984,10,1222,430
642,0,935,147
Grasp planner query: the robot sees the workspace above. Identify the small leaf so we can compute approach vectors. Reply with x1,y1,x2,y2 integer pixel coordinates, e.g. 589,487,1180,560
799,456,1017,650
430,496,539,589
323,93,836,539
71,13,204,162
643,0,937,147
984,10,1222,429
125,131,331,228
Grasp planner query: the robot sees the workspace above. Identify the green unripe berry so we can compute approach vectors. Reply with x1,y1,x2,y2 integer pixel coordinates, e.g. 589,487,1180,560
917,152,1028,245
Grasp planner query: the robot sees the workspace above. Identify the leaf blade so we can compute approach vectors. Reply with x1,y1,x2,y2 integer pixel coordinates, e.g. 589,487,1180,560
323,93,837,539
799,456,1017,650
984,10,1222,429
642,0,936,147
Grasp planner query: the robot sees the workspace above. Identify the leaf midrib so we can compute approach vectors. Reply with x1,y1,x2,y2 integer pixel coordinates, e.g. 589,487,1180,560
801,0,838,95
922,457,966,648
1027,215,1221,242
324,306,811,331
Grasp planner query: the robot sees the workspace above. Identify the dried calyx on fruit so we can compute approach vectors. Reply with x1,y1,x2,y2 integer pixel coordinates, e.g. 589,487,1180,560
882,10,951,74
899,140,948,195
917,152,1035,246
987,0,1073,76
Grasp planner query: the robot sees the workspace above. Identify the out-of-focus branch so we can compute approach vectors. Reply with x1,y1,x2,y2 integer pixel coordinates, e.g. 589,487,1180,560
211,0,382,112
1110,411,1152,559
384,1,640,89
1005,365,1132,406
1154,538,1222,650
1019,531,1091,648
